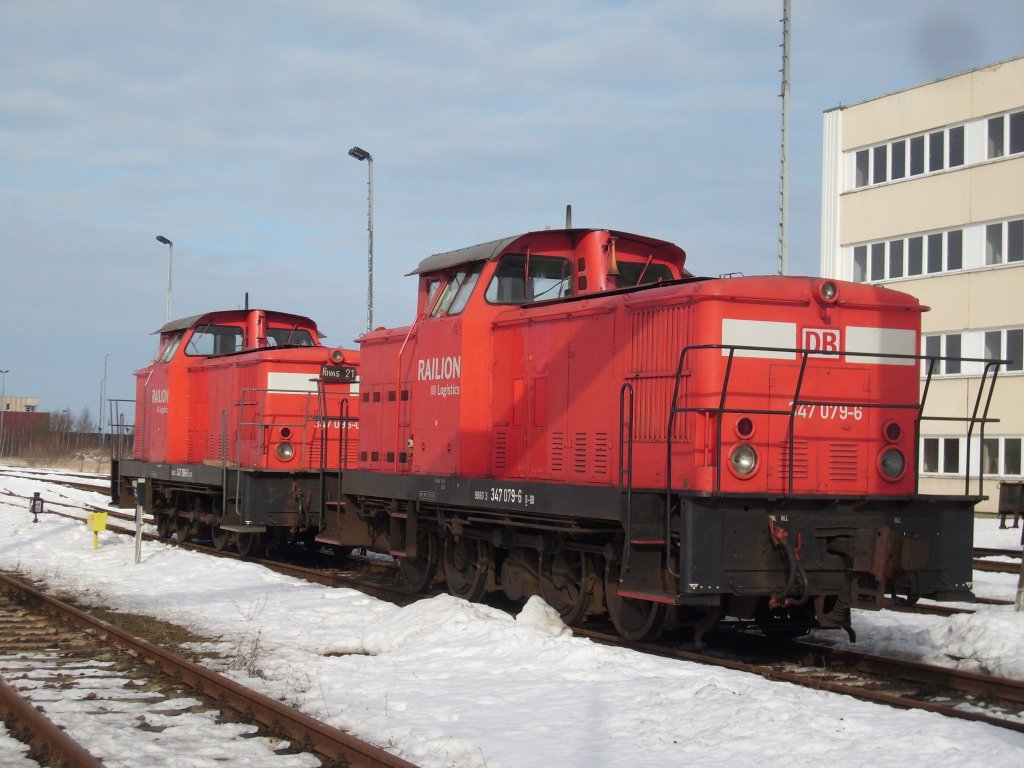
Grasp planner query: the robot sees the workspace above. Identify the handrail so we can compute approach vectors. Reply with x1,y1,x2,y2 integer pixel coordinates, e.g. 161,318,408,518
238,386,355,473
618,383,634,573
663,342,1007,578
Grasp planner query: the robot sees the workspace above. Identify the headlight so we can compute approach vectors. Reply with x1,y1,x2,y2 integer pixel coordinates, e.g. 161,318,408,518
879,448,905,479
730,444,758,477
819,281,838,302
276,442,295,461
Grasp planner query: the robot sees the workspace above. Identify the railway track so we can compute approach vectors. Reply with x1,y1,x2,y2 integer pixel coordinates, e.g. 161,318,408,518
0,570,415,768
5,467,1024,742
974,546,1023,574
576,627,1024,733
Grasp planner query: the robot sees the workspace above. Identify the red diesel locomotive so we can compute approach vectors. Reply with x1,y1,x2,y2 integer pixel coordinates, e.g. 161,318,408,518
334,228,997,641
113,308,359,555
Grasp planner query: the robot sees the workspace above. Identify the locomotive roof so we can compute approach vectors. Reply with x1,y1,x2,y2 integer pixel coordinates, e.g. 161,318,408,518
407,228,684,276
152,309,319,335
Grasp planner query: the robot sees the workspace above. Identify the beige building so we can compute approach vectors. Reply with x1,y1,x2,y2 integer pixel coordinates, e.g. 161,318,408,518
821,56,1024,514
0,396,38,413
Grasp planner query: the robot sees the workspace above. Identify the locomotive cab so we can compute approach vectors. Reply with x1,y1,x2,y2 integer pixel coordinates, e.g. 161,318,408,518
116,308,359,556
413,228,689,316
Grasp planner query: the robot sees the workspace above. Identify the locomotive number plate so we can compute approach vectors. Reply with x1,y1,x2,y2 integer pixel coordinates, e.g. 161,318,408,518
474,486,537,508
320,365,357,382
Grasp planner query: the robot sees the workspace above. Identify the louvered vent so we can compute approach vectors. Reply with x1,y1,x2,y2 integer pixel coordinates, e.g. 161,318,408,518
777,440,810,480
493,431,508,472
829,443,860,481
594,432,610,476
574,432,588,474
551,432,565,473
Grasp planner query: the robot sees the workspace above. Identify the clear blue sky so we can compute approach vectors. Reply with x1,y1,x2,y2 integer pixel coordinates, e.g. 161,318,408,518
1,1,1022,422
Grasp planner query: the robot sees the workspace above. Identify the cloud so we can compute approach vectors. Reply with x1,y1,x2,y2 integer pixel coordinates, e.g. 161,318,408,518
1,0,1023,413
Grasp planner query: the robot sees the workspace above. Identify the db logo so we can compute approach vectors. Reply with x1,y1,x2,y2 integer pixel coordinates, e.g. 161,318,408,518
802,328,841,353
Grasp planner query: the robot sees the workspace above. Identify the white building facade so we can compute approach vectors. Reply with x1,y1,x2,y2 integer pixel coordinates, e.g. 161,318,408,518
821,56,1024,513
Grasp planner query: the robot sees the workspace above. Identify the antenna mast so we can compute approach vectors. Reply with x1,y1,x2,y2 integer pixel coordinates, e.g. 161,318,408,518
777,0,790,275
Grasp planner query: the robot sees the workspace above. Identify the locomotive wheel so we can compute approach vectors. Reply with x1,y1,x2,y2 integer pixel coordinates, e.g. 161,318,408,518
236,531,265,558
604,560,667,642
539,550,597,626
500,548,539,602
443,537,491,602
210,524,230,552
399,529,439,593
157,513,174,539
174,514,192,543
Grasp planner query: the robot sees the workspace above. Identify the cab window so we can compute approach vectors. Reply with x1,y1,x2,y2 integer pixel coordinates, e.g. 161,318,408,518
616,261,675,287
266,327,315,346
485,253,572,304
158,330,185,363
186,325,244,356
430,264,483,317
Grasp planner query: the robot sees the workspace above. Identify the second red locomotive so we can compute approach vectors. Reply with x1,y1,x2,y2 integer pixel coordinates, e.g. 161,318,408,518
114,308,359,555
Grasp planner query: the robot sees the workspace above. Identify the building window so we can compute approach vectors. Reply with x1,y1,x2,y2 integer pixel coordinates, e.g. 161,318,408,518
984,218,1024,265
987,110,1024,159
870,242,885,280
948,125,965,167
984,328,1024,372
987,223,1002,264
853,245,867,282
872,144,887,184
850,110,1020,191
988,116,1005,158
922,437,962,474
923,333,962,376
852,229,965,282
928,131,945,172
855,149,869,188
891,140,906,180
927,233,943,273
909,135,925,175
983,437,1023,476
908,236,923,275
1013,111,1024,155
946,229,963,271
888,239,904,278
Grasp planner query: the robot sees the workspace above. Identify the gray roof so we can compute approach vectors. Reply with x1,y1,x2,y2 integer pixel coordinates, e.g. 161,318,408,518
152,309,320,336
407,235,521,276
407,228,685,276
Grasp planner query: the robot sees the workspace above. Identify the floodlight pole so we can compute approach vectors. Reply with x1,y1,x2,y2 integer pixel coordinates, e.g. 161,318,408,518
348,146,374,332
156,235,173,321
100,353,110,442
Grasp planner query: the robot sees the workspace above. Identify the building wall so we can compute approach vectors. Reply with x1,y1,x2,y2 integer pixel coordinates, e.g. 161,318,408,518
0,396,39,413
821,56,1024,514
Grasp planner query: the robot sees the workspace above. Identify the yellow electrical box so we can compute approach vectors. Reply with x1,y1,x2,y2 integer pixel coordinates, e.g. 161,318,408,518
87,511,108,549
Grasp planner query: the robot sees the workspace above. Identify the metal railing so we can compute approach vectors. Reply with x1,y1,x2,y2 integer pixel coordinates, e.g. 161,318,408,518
654,343,1005,579
665,343,1004,497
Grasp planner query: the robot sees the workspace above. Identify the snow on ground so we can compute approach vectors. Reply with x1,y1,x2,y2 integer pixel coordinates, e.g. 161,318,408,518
1,466,1024,768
